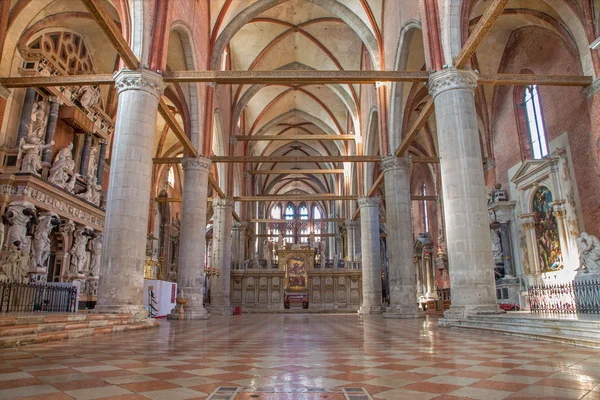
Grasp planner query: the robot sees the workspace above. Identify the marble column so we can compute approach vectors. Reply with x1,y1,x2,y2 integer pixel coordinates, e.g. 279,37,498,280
16,88,36,145
96,140,107,186
96,69,165,318
210,198,234,315
42,97,60,165
358,196,383,314
382,156,423,318
168,157,211,320
428,68,500,319
345,220,356,262
79,134,93,177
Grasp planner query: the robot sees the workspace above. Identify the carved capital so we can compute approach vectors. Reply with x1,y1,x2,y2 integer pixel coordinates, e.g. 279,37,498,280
428,68,478,99
182,156,211,172
114,69,166,99
357,196,380,209
381,156,410,174
520,213,535,230
213,197,234,210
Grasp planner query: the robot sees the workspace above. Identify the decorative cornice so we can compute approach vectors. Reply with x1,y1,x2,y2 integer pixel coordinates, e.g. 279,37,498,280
357,196,380,209
0,84,10,100
381,156,410,173
182,156,211,171
583,77,600,98
213,197,234,210
113,69,166,99
428,68,478,99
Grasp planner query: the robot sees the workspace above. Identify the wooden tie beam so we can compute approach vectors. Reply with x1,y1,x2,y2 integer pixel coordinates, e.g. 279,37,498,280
212,156,382,163
248,169,344,175
235,195,357,202
236,135,356,141
250,218,345,223
157,99,198,157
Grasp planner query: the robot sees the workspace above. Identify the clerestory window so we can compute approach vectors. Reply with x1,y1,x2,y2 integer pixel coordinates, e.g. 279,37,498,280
524,85,548,159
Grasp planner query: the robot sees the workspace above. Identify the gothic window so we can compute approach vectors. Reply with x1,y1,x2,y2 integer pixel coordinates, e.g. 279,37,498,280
168,167,175,187
270,204,281,237
313,205,322,241
299,204,309,242
524,85,548,159
421,183,429,233
284,203,295,243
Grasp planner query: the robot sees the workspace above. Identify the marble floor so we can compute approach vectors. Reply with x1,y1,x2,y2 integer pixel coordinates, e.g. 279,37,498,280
1,314,600,400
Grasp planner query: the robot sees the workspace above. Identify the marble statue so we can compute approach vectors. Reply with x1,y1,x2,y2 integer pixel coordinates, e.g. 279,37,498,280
2,201,37,255
278,230,285,250
78,86,100,109
87,146,98,183
577,232,600,274
491,229,503,260
28,101,49,141
0,242,26,282
78,180,101,205
89,234,102,276
18,102,53,175
69,227,93,275
31,212,60,270
48,144,75,188
263,240,273,268
65,173,80,194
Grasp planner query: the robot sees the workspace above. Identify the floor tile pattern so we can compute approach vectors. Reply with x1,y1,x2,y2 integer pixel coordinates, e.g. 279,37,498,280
1,314,600,399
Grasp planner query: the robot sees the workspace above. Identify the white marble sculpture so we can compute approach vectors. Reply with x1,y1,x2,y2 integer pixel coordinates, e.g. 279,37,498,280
87,146,98,183
78,86,100,109
31,212,59,270
0,242,26,282
278,230,285,250
577,232,600,274
69,227,92,275
2,201,37,255
78,180,101,205
491,229,503,260
263,240,272,268
89,234,102,276
18,102,54,175
65,173,81,194
48,143,75,188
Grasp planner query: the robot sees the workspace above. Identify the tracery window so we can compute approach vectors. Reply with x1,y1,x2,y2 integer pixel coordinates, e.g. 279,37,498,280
524,85,548,159
421,183,429,233
270,204,281,238
299,204,309,242
168,167,175,187
284,203,295,243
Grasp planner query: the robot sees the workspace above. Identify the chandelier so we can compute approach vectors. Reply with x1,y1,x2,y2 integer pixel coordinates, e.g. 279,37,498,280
205,266,221,278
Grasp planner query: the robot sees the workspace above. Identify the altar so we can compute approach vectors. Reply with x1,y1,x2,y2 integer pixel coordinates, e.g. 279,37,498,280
230,244,362,312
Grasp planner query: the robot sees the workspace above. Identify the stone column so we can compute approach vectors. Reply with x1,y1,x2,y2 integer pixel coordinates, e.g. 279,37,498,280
42,97,60,165
238,222,248,265
168,157,211,320
428,68,500,319
345,220,356,262
96,69,165,318
210,198,234,315
16,88,36,145
96,140,107,186
498,223,514,277
79,134,93,177
381,156,422,318
358,196,383,314
521,214,540,277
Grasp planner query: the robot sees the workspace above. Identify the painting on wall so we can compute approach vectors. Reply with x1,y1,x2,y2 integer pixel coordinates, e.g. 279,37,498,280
286,256,307,290
533,187,563,273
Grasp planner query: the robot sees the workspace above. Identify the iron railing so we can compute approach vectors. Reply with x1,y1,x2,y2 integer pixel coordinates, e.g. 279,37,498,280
528,280,600,314
0,281,78,313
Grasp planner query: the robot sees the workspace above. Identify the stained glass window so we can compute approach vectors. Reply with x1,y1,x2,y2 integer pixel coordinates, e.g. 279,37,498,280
524,85,548,159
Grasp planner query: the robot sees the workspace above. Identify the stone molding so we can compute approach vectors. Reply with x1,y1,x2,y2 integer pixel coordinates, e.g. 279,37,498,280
114,69,166,99
428,67,478,99
357,196,379,209
181,156,211,171
213,197,234,210
381,156,410,173
0,84,11,100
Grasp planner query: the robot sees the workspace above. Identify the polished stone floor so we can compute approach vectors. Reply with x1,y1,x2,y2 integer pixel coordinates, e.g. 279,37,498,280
1,314,600,399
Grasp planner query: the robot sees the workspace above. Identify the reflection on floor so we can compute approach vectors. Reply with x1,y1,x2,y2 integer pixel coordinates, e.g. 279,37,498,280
1,314,600,399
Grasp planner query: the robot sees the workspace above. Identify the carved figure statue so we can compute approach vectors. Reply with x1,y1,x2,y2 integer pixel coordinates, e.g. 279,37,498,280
31,212,60,270
65,173,80,194
69,227,94,275
19,138,54,175
78,181,101,205
87,146,98,183
28,102,49,142
278,230,285,250
2,201,37,254
88,234,102,276
491,229,503,260
263,240,272,268
48,143,75,188
78,86,100,109
0,242,26,282
577,232,600,274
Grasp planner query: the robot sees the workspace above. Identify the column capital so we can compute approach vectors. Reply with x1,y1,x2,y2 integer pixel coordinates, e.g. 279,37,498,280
114,69,166,99
213,197,234,210
428,68,478,99
357,196,380,209
520,213,535,230
182,156,211,171
0,84,10,100
381,156,410,173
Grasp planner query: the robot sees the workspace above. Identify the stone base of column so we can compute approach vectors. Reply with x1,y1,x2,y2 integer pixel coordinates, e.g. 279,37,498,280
358,305,384,315
442,304,504,321
95,304,149,320
208,305,233,316
167,306,210,320
383,306,424,319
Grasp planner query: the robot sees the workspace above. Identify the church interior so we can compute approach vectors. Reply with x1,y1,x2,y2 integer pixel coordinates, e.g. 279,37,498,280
2,0,600,399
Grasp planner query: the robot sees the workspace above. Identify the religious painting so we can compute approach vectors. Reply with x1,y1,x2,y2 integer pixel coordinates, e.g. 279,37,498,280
286,256,307,290
533,187,563,272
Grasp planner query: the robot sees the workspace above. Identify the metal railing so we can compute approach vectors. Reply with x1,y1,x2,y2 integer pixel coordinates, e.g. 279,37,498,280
0,281,78,313
528,280,600,314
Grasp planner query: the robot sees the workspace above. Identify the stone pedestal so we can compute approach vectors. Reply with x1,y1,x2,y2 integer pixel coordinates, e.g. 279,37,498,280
168,157,211,320
382,157,423,319
358,196,383,314
209,198,234,316
429,68,501,319
96,69,165,319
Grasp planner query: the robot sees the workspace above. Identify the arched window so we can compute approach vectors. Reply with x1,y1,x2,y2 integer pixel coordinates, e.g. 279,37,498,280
421,183,429,233
168,167,175,187
284,203,295,243
270,204,281,238
524,85,548,159
299,204,309,243
313,205,322,241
